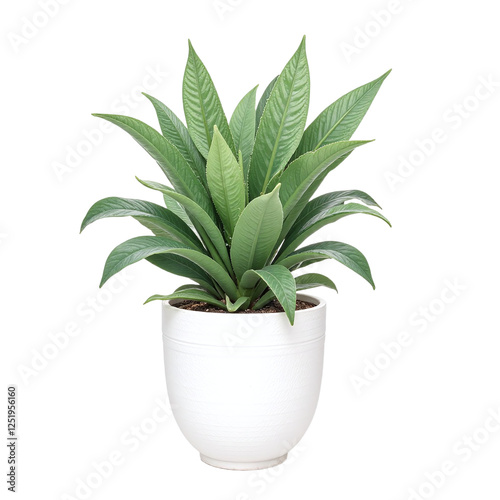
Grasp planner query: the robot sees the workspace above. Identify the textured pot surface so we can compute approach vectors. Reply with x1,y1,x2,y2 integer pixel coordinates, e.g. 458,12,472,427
162,294,326,470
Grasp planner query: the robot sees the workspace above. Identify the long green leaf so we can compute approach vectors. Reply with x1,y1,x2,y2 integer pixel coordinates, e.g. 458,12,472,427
174,284,210,292
146,254,219,296
248,37,310,199
272,152,353,235
288,189,380,242
253,272,337,309
144,289,226,308
255,75,278,134
278,140,371,239
229,86,257,177
91,114,215,219
277,241,375,289
226,296,251,312
206,127,245,239
295,273,338,291
100,236,238,300
284,188,380,250
294,70,391,158
251,290,275,310
237,151,247,205
241,265,296,324
231,184,283,281
80,197,204,251
293,190,380,231
162,194,194,229
137,178,233,274
183,40,235,157
143,93,208,189
279,203,391,258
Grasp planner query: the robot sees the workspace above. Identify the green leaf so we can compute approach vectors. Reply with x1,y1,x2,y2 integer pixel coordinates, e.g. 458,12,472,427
229,86,257,177
230,184,283,281
278,140,371,239
241,265,296,324
274,152,355,237
294,70,391,157
146,254,219,296
144,289,226,308
255,75,278,134
143,93,208,189
295,190,381,228
206,127,245,239
91,114,215,220
295,273,337,291
248,37,310,199
277,241,375,289
80,197,204,252
174,284,209,292
237,150,248,205
279,203,391,258
183,40,235,158
162,194,194,229
100,236,238,300
250,291,274,310
137,178,233,274
253,272,337,309
226,295,251,312
285,189,381,249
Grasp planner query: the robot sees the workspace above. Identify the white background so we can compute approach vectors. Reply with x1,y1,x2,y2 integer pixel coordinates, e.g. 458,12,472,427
2,0,500,499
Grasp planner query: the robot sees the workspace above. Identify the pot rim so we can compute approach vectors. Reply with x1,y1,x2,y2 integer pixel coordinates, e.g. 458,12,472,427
162,293,325,320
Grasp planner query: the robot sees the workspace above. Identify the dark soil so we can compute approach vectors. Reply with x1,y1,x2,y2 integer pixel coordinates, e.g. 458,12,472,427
173,299,316,314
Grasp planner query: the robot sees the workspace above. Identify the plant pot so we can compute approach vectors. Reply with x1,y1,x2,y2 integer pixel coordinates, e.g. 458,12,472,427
162,293,326,470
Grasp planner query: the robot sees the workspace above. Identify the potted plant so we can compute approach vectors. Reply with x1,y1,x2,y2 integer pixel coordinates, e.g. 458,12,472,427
81,36,390,470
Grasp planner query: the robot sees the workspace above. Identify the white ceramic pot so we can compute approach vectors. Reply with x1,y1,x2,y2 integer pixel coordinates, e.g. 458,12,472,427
162,294,326,470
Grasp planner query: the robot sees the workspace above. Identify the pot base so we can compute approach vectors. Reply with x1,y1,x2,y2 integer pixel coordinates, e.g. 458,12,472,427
200,453,288,471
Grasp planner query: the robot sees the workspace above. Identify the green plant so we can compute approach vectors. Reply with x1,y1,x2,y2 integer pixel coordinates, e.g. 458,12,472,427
81,37,391,325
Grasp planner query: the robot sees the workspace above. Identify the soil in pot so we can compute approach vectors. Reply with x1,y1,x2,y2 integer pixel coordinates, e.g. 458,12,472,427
173,299,316,314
